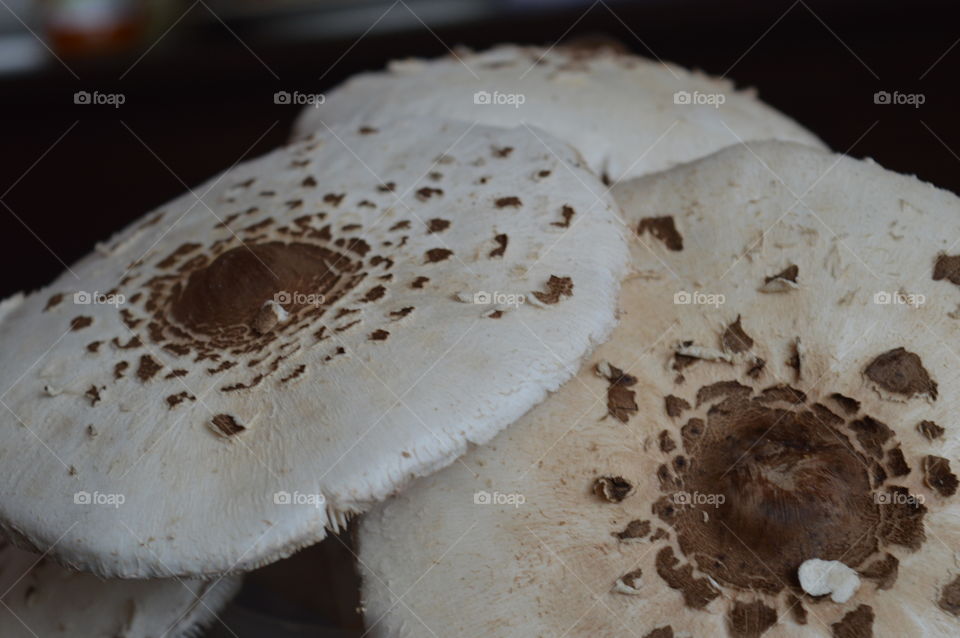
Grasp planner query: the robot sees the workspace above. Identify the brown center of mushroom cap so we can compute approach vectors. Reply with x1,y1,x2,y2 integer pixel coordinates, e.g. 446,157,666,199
667,398,878,593
169,242,356,335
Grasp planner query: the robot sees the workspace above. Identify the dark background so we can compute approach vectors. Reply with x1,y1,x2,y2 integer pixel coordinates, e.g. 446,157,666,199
0,0,957,300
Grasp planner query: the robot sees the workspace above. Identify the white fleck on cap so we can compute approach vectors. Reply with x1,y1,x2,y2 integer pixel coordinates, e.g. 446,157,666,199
356,142,960,637
0,117,628,578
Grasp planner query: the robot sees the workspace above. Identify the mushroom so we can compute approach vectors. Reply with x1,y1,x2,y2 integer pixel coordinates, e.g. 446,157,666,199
355,142,960,637
0,117,628,578
291,43,825,183
0,541,240,637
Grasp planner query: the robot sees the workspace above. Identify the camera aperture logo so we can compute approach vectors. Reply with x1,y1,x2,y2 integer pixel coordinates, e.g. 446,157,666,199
473,290,525,307
873,290,925,308
74,90,125,108
473,90,526,109
74,290,125,307
274,490,326,509
274,291,325,307
672,490,725,508
874,91,925,108
74,491,125,508
673,90,726,108
875,491,925,506
674,290,724,308
274,91,326,108
474,490,525,508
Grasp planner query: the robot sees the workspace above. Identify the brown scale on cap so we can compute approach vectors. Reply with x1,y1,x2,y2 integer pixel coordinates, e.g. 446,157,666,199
654,546,719,609
830,392,861,415
932,254,960,286
664,395,690,418
940,575,960,616
695,380,750,407
552,205,575,228
727,600,777,638
166,391,195,408
597,362,638,423
70,316,93,331
858,553,899,590
615,519,651,541
922,455,958,497
210,414,244,437
848,416,893,459
424,248,453,263
489,234,508,258
722,315,754,354
787,595,808,625
658,430,676,453
918,420,945,440
636,216,683,251
84,385,103,406
864,347,938,401
425,218,450,234
766,264,799,285
44,293,63,311
885,446,911,477
416,187,443,201
594,476,633,503
533,275,573,305
831,604,874,638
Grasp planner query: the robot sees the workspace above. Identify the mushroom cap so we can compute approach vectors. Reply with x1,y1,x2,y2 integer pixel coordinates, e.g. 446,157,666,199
357,142,960,637
0,541,240,637
0,118,627,578
292,44,825,182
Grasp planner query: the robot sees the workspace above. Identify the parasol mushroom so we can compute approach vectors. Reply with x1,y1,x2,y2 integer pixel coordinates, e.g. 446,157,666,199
0,117,628,579
355,141,960,637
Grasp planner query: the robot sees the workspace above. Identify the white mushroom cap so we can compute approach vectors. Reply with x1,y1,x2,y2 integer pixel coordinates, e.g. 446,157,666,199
0,541,240,637
292,43,825,182
0,118,627,578
356,142,960,637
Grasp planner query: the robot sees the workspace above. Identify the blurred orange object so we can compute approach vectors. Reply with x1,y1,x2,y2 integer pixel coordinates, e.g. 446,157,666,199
42,0,148,57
